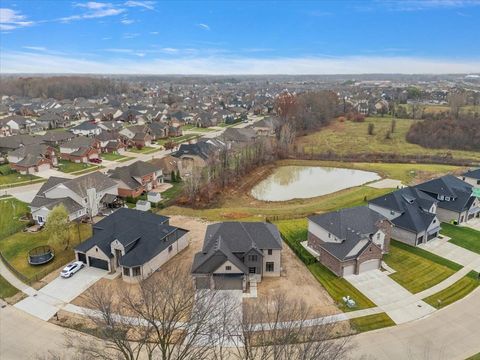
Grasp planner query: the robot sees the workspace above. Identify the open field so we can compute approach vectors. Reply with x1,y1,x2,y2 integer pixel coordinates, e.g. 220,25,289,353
384,240,462,294
0,164,42,187
0,224,92,281
56,160,97,174
0,198,29,239
161,160,464,222
296,117,480,162
0,275,19,299
423,271,480,309
441,223,480,254
350,313,395,333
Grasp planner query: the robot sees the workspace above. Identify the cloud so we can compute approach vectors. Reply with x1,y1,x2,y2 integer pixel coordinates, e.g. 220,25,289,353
197,23,210,30
121,18,135,24
60,2,124,22
150,31,159,35
124,1,155,10
2,51,479,75
378,0,480,11
123,32,139,38
23,46,48,51
0,8,34,30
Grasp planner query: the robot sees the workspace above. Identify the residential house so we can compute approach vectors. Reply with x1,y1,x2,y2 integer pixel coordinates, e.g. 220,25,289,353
59,136,101,163
108,160,163,198
0,119,12,137
74,208,189,282
0,135,43,156
173,139,225,176
70,121,102,136
461,169,480,187
4,116,38,134
191,222,283,290
119,125,152,148
98,120,124,132
369,187,441,246
251,117,279,136
36,112,70,129
95,131,127,154
40,131,75,147
307,206,392,277
150,155,179,181
221,127,257,149
8,144,57,174
148,122,169,140
29,171,119,225
414,175,480,223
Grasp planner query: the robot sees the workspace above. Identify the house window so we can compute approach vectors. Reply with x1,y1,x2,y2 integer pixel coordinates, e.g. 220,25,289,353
226,266,231,271
266,262,274,272
249,267,256,274
433,219,436,224
268,249,272,255
123,267,130,276
168,245,173,252
132,267,141,276
248,255,258,262
37,216,44,223
377,233,380,239
328,233,331,238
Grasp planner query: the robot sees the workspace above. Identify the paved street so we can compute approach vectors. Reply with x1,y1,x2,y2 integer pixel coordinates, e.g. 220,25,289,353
345,270,436,324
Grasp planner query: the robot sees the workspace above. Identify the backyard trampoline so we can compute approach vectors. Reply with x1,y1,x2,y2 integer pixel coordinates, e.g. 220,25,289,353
28,245,54,265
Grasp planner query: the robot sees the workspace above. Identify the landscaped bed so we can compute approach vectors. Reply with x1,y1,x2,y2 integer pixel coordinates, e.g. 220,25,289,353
384,240,463,294
441,223,480,254
0,224,92,282
350,312,395,333
423,271,480,309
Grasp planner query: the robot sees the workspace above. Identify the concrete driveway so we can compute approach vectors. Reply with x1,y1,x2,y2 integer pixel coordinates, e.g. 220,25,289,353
420,236,480,271
345,270,435,324
14,267,106,321
462,217,480,231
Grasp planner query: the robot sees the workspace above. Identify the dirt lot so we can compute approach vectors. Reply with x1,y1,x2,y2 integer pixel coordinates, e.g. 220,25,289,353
72,216,339,319
245,245,340,318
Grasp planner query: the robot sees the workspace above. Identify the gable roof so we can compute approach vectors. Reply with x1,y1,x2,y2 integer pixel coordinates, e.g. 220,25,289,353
463,168,480,180
108,161,157,189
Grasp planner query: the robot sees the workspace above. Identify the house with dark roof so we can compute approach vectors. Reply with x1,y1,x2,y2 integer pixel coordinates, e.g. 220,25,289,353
75,208,189,283
95,131,127,154
461,168,480,187
173,139,226,176
308,206,392,277
8,144,57,174
369,187,441,246
0,134,43,156
414,175,480,223
150,155,179,181
29,171,119,225
108,160,163,198
59,136,101,163
191,222,282,290
71,121,102,136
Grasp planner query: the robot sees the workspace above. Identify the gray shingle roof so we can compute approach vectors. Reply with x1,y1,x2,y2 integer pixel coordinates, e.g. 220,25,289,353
463,168,480,180
108,161,157,190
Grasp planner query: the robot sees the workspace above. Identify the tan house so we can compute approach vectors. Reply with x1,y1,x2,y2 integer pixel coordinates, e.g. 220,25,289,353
108,160,163,198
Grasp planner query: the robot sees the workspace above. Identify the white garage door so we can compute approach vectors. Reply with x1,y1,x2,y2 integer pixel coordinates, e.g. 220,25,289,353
37,163,51,172
342,264,355,276
359,259,380,273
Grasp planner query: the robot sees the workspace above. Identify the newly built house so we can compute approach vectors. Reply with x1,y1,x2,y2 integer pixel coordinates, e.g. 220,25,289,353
307,206,392,277
191,222,282,291
75,208,189,283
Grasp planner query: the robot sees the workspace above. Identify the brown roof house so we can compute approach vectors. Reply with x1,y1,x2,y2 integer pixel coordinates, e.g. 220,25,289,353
59,136,100,163
307,206,392,277
150,155,180,182
8,144,57,174
108,160,163,198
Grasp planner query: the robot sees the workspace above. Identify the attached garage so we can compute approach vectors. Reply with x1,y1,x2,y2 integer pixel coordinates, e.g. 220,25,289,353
359,259,380,273
77,252,87,264
342,264,355,276
195,277,210,290
37,163,51,172
213,274,243,290
88,257,109,270
427,232,438,241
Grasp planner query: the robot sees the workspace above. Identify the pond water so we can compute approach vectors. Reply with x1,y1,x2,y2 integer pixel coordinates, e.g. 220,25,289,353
251,166,381,201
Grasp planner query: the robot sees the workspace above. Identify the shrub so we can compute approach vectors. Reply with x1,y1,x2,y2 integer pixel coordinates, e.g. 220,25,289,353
368,123,375,135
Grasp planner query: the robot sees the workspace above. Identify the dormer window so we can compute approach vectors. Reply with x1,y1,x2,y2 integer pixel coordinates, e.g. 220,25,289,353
445,197,450,201
438,195,444,200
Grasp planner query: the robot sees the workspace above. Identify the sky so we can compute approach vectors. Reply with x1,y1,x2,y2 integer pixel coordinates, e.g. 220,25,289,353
0,0,480,74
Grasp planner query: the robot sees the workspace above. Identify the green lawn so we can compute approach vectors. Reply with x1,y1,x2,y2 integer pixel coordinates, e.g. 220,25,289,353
0,275,19,299
384,240,463,294
0,164,42,187
101,153,131,161
350,313,395,333
275,218,375,312
441,223,480,254
0,198,29,240
56,160,97,174
0,224,92,282
423,271,480,309
296,117,480,162
128,146,157,154
181,125,216,133
466,353,480,360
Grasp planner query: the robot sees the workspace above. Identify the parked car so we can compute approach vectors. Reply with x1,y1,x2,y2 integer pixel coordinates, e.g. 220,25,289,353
60,261,84,278
89,158,102,164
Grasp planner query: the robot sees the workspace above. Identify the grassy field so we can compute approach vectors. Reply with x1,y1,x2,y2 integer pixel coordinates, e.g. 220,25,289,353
275,218,376,312
0,164,42,187
384,240,462,294
0,198,29,239
441,223,480,254
0,275,19,299
101,153,131,161
56,160,97,174
350,313,396,333
296,117,480,162
423,271,479,309
0,224,92,281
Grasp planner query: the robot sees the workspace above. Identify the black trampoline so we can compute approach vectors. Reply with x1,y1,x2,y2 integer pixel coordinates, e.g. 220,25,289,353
28,245,54,265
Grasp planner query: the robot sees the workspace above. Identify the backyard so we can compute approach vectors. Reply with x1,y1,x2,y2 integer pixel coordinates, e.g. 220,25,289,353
0,223,92,282
296,117,480,162
0,198,29,239
384,240,463,293
441,223,480,254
